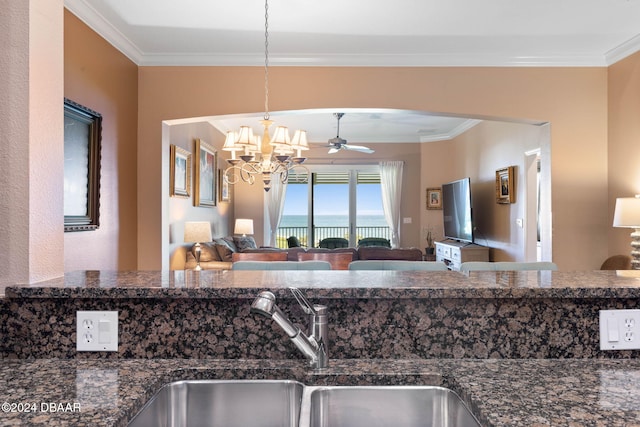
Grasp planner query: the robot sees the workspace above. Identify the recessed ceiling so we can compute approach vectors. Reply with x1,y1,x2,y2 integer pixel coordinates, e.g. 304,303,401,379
65,0,640,67
197,109,482,144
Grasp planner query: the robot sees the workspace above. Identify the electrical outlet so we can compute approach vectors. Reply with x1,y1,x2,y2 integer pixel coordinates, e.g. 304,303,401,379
76,311,118,352
600,309,640,350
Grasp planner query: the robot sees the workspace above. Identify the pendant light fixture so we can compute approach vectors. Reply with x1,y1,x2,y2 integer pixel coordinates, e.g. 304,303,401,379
223,0,309,191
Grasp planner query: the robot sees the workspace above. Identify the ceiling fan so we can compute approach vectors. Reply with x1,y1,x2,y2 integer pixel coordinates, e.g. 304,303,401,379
327,113,375,154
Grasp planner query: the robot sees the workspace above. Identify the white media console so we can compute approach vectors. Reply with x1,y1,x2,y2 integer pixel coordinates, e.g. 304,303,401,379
435,240,489,271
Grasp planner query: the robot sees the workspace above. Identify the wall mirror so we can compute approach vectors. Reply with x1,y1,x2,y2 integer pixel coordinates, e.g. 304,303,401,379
64,98,102,231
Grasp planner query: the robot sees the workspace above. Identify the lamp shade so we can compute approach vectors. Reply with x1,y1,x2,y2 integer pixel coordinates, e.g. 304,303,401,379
290,130,309,151
184,221,212,243
234,218,254,236
613,197,640,228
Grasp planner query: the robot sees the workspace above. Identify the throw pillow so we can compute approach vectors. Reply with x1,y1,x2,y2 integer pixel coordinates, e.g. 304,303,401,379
193,242,221,262
214,237,236,251
215,243,234,262
233,236,257,251
220,236,238,252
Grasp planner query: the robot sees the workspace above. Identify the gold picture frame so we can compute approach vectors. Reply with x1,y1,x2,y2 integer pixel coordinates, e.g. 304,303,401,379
496,166,515,204
426,187,442,210
193,138,217,207
170,144,191,198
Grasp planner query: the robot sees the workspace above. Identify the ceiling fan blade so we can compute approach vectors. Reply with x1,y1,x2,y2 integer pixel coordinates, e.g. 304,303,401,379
328,147,340,154
342,144,375,153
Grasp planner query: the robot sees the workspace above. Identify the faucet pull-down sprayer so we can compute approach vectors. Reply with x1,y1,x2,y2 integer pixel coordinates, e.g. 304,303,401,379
250,288,328,370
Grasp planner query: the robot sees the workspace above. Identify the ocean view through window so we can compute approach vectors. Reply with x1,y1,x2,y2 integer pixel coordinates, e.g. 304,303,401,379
277,169,390,248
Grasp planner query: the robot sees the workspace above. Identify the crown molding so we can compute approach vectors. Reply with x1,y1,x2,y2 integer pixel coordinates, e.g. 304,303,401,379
606,33,640,66
419,119,482,143
64,0,143,65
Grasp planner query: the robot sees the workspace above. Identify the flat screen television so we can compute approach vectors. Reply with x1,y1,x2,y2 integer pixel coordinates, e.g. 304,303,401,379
442,177,474,243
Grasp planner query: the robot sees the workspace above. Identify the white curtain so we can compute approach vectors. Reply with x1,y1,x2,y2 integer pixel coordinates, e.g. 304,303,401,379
379,161,404,248
266,173,288,247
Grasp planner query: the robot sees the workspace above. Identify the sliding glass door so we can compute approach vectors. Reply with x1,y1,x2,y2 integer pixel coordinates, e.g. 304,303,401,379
279,167,388,248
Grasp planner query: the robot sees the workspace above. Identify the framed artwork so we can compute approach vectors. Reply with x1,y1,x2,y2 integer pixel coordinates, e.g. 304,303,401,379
170,144,191,198
193,138,217,207
219,169,230,202
496,166,515,204
426,187,442,210
64,98,102,232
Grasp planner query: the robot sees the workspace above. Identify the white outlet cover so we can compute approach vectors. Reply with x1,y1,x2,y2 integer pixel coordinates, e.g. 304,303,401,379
599,309,640,350
76,311,118,352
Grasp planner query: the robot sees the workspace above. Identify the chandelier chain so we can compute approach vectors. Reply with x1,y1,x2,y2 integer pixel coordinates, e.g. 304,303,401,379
263,0,270,120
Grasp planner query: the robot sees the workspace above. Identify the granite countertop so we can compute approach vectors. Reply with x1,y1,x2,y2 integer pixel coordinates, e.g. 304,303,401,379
1,358,640,426
5,269,640,299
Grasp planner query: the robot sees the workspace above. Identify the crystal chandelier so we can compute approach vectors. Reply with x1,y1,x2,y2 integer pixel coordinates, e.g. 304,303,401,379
223,0,309,192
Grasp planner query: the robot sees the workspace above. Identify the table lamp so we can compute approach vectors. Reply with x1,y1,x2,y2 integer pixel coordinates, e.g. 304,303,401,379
234,218,254,237
184,221,213,270
613,196,640,270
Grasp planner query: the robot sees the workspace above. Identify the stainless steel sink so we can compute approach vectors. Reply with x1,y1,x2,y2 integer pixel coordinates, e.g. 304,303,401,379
307,386,481,427
128,380,304,427
128,381,481,427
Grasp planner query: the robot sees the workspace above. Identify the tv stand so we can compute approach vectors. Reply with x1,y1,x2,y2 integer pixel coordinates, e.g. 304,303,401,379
435,240,489,271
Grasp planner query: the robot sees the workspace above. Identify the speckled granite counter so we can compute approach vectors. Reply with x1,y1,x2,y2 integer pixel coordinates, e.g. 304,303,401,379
3,270,640,426
5,269,640,299
1,358,640,426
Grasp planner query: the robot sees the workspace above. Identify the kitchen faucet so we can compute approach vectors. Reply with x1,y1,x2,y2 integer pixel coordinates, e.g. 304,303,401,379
250,288,328,370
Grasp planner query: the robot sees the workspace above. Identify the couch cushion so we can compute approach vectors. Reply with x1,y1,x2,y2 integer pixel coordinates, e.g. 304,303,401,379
286,247,306,261
192,242,221,262
357,247,422,261
306,247,358,261
185,251,232,270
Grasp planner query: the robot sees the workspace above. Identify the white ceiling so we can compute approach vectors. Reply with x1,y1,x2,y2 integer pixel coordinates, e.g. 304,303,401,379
65,0,640,67
64,0,640,144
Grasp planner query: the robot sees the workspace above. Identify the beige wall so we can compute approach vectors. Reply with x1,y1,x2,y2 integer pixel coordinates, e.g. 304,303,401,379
63,11,138,271
608,50,640,257
421,120,547,261
139,66,607,270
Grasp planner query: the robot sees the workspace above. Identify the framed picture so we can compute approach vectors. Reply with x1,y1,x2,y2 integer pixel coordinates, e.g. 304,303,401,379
170,144,191,198
426,187,442,210
193,139,217,207
219,169,230,202
496,166,515,204
64,98,102,232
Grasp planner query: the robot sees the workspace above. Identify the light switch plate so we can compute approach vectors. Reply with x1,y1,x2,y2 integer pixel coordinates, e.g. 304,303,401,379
76,311,118,352
599,309,640,350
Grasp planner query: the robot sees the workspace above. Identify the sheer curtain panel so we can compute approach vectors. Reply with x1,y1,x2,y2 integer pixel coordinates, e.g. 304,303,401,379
379,161,403,248
266,173,288,247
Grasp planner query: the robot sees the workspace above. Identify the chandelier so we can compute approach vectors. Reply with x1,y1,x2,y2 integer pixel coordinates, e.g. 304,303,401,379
223,0,309,192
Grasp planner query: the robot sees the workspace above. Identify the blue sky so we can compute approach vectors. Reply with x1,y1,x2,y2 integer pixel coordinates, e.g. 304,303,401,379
283,184,384,216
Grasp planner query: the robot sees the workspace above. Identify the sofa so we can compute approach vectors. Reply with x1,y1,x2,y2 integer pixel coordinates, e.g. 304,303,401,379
184,236,423,270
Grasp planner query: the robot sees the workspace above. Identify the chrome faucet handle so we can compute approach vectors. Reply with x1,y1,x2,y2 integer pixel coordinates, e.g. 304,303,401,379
289,287,316,315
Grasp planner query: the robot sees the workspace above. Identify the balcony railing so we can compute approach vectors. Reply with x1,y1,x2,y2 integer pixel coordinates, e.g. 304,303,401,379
276,226,390,248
